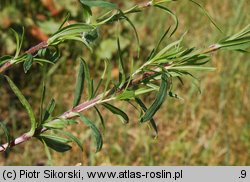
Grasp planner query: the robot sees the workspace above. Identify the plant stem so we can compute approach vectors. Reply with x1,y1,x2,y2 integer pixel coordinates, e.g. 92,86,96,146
0,0,173,75
202,44,221,54
0,96,102,152
0,41,49,74
25,41,48,54
0,61,12,74
0,62,171,152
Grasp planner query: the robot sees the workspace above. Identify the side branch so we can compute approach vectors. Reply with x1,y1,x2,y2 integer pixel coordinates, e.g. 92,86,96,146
0,41,49,74
0,66,166,152
25,41,48,54
0,96,102,152
0,40,224,152
0,61,12,74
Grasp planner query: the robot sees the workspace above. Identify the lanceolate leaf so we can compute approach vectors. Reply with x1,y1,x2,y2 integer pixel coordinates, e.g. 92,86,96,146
41,139,52,165
73,59,85,107
151,26,171,59
80,58,93,99
116,90,135,100
56,129,83,151
103,59,112,98
93,78,103,97
42,98,56,123
5,76,37,136
102,103,129,124
0,121,11,150
39,83,46,125
49,46,61,62
78,113,103,152
82,4,92,23
94,106,105,129
43,119,77,129
141,74,168,122
189,0,222,33
80,0,117,9
23,54,33,73
215,24,250,51
11,27,24,58
58,13,70,30
38,47,60,63
152,26,171,56
154,5,178,36
48,23,95,47
40,134,70,143
117,37,126,86
39,134,72,152
119,11,140,57
135,98,158,137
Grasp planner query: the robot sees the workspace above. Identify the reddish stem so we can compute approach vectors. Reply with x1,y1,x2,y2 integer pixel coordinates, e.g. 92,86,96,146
0,67,164,152
0,41,48,74
0,61,12,74
25,41,48,54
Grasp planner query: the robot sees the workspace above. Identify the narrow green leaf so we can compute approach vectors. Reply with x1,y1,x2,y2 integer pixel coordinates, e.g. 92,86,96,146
56,130,83,151
23,54,33,73
135,87,157,96
94,106,105,129
41,139,53,165
227,24,250,40
82,4,92,23
154,26,171,54
80,0,117,9
154,5,178,36
189,0,223,33
58,13,70,30
80,58,93,99
135,98,158,137
123,58,134,92
49,46,61,62
116,90,135,100
40,134,70,143
5,76,37,136
0,121,11,150
33,58,55,65
102,103,129,124
39,83,46,125
119,11,140,57
39,134,72,152
78,113,103,152
117,37,126,86
93,79,103,97
11,27,24,58
43,119,77,129
90,79,94,98
219,38,250,50
73,60,85,107
42,98,56,123
152,38,183,62
102,59,112,99
38,47,60,63
172,66,215,71
141,74,168,122
48,23,95,47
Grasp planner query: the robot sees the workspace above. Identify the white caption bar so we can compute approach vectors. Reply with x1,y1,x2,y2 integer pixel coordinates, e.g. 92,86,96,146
0,167,249,182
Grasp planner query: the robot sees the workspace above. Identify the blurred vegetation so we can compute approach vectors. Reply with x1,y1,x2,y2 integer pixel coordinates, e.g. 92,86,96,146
0,0,249,165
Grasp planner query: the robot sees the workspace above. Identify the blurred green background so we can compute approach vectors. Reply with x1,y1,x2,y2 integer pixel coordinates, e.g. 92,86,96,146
0,0,249,165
